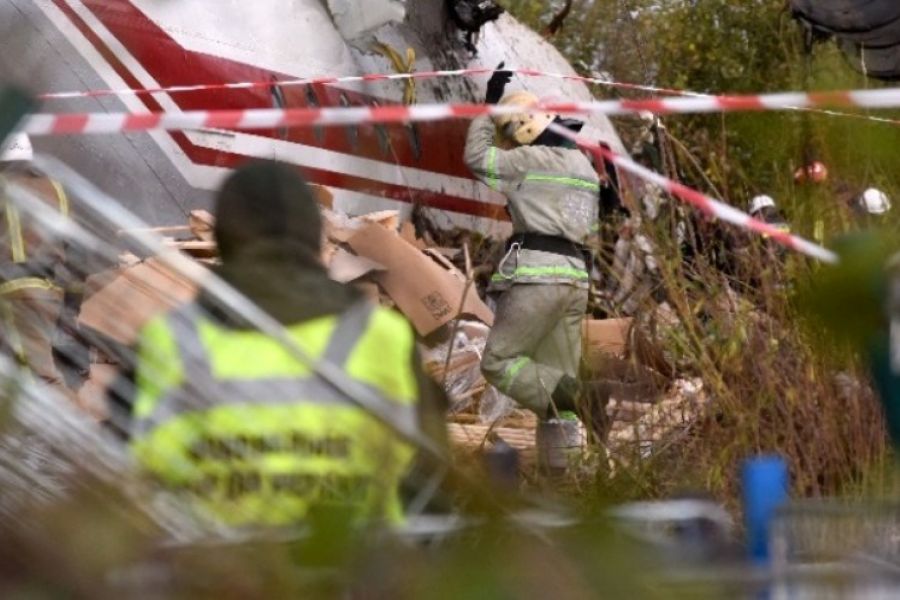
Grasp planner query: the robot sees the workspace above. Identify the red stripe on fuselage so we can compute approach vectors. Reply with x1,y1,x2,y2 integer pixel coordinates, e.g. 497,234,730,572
50,0,504,219
76,0,477,178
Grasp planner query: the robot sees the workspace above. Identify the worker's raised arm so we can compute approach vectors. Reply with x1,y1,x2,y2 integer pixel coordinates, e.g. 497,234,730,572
464,116,525,193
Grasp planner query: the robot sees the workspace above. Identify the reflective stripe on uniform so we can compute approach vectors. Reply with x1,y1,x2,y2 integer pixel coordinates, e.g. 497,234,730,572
500,356,529,393
49,180,69,217
524,173,600,192
486,147,500,190
5,204,25,263
491,265,589,282
0,300,27,366
0,277,60,296
3,177,68,263
762,224,791,239
137,375,420,439
135,302,419,436
131,301,418,526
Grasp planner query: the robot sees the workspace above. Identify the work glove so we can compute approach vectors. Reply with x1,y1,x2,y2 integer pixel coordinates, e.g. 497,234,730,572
556,117,584,133
485,62,513,104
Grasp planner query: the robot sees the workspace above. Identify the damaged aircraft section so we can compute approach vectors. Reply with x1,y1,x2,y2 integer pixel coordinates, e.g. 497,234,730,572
792,0,900,79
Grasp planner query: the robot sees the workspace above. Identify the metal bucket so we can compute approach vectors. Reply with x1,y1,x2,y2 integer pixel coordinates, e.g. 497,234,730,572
536,417,584,474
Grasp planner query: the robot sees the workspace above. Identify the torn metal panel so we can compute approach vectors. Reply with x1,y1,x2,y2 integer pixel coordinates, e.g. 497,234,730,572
327,0,406,42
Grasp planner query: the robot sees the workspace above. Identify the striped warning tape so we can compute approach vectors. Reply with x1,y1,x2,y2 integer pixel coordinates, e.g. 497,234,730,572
36,67,689,100
20,87,900,136
37,66,900,128
545,122,838,264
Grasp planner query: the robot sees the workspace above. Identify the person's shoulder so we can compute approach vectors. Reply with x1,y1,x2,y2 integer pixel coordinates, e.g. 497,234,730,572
567,146,599,168
139,301,201,337
369,305,415,336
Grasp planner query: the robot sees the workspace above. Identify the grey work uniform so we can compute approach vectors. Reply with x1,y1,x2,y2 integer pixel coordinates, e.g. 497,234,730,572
464,116,599,416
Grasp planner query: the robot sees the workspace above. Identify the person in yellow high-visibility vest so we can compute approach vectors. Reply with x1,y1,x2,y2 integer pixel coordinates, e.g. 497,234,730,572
0,134,83,403
126,160,446,528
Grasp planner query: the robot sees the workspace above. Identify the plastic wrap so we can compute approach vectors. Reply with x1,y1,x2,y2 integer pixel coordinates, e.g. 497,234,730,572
478,385,516,423
419,320,490,413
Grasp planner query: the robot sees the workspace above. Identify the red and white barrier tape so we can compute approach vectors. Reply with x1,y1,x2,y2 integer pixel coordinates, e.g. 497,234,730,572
38,65,900,128
21,87,900,136
545,122,838,264
36,67,689,100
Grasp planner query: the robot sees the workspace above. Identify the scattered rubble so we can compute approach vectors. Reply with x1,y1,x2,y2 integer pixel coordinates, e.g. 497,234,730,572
608,378,709,463
80,258,198,346
76,188,708,474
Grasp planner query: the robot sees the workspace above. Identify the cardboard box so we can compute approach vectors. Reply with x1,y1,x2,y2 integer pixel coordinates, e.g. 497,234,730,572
327,247,385,283
80,258,199,345
582,318,633,365
347,223,493,336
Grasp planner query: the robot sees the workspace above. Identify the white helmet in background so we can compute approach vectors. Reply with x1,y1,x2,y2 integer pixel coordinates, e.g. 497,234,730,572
0,133,33,163
493,91,555,146
859,188,891,215
749,195,776,216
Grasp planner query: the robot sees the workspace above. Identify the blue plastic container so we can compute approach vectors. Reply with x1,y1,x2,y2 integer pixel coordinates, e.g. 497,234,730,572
742,455,789,564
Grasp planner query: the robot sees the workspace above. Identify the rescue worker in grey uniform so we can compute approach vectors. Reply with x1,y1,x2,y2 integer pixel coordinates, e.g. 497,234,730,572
0,134,86,405
464,68,599,421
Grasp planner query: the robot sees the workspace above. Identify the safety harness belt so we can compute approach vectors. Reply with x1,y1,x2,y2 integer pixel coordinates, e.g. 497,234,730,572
506,232,591,265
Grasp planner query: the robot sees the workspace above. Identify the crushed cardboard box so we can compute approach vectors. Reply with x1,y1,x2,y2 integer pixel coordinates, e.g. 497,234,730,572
327,247,386,284
582,318,632,364
80,258,199,345
347,223,493,336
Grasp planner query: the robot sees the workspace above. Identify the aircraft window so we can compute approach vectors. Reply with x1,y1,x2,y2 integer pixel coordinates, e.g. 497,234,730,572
340,93,359,150
406,123,421,161
305,85,325,142
269,80,289,140
370,101,392,156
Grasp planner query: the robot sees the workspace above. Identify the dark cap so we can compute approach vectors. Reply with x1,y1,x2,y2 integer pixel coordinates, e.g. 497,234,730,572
214,160,322,261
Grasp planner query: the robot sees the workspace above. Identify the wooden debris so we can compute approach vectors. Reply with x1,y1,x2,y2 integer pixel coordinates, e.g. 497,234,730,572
77,364,119,420
188,209,215,242
163,239,218,258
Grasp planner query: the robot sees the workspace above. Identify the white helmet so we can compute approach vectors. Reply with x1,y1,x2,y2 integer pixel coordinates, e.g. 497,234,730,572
492,91,555,146
0,133,33,162
859,188,891,215
749,195,776,216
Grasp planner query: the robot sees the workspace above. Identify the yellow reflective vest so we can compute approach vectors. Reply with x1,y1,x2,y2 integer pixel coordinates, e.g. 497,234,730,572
131,301,419,527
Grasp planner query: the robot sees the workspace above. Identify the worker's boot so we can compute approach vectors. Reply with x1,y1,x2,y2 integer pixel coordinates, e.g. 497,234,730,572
549,376,611,445
577,380,612,445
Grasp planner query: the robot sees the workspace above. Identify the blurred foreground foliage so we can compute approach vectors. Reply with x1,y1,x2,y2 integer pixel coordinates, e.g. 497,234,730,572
0,469,717,598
